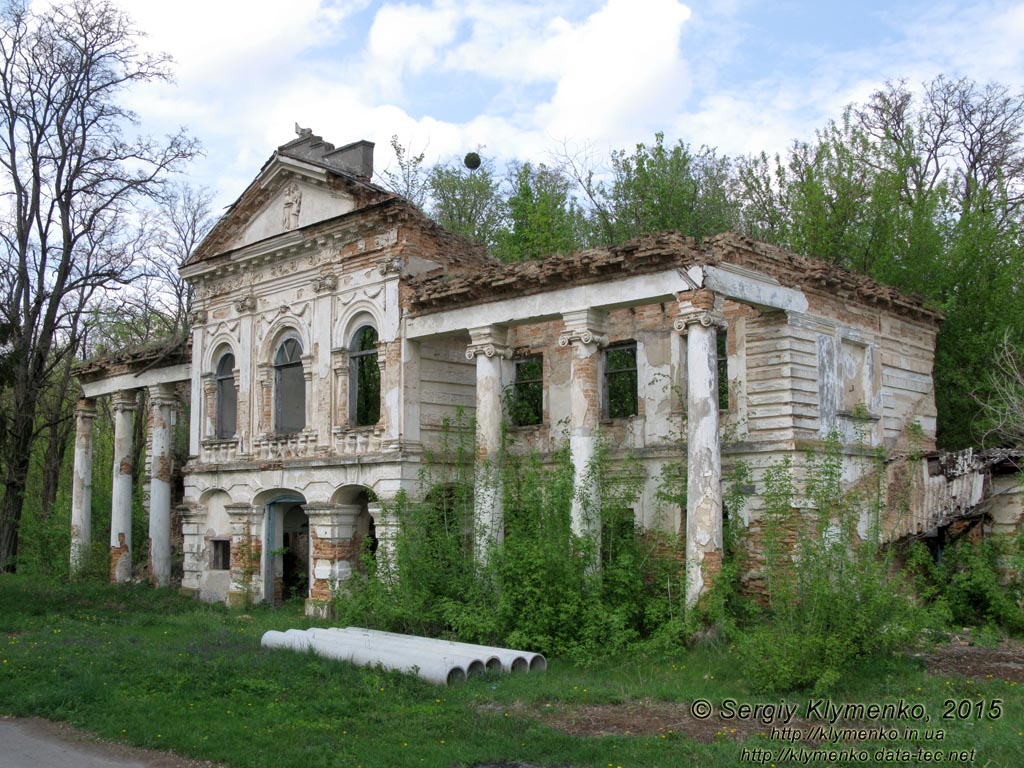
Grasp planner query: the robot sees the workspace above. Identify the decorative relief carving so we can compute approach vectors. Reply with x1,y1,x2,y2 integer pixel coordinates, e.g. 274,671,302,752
281,183,302,230
378,255,404,276
374,229,398,250
235,296,257,313
189,309,208,325
270,259,299,278
211,320,241,339
313,273,338,293
195,271,253,300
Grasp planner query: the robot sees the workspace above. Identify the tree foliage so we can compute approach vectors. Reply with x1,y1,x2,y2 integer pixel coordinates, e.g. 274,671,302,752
0,0,199,570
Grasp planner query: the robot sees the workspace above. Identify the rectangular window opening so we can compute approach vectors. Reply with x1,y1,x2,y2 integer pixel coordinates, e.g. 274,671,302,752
717,330,729,412
605,343,638,419
211,539,231,571
511,355,543,426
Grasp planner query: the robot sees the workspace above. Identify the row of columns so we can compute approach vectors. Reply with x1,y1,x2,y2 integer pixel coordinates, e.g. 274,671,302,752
70,383,178,587
465,291,724,606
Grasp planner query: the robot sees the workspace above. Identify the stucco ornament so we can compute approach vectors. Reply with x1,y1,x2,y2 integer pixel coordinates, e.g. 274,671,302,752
282,183,302,230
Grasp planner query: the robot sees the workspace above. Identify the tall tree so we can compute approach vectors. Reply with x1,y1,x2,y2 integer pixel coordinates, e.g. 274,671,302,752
428,158,506,249
495,162,586,261
593,133,738,245
0,0,199,571
735,75,1024,448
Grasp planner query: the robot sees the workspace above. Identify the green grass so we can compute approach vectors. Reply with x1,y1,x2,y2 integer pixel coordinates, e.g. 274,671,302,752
1,575,1021,767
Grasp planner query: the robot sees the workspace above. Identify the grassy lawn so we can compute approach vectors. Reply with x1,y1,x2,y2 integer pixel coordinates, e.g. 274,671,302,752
0,576,1021,767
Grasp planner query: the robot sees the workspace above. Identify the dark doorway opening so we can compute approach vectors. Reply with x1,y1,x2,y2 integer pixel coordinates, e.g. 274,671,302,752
282,504,309,600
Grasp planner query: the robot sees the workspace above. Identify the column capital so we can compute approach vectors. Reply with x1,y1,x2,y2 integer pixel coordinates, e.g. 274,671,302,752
147,382,178,408
558,308,608,349
673,308,725,334
225,502,262,524
75,398,98,420
466,325,512,360
111,389,138,412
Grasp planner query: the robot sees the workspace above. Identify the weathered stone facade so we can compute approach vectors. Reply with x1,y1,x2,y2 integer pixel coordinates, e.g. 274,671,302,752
72,129,1022,614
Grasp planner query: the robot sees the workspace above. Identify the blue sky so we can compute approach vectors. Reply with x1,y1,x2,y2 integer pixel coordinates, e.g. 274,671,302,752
101,0,1024,209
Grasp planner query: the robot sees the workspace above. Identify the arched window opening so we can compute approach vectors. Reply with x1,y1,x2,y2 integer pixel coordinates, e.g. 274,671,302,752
349,325,380,427
215,352,237,438
275,337,305,434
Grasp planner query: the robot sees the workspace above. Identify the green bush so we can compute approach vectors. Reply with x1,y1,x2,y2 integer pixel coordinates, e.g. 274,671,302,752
906,533,1024,634
334,418,687,660
736,434,920,692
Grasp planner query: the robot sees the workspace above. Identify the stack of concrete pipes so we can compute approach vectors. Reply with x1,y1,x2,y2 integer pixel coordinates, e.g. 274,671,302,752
260,626,547,686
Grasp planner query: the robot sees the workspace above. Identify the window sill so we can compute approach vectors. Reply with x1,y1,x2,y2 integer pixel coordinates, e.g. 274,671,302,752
202,437,238,445
600,415,639,424
837,410,880,422
508,422,546,432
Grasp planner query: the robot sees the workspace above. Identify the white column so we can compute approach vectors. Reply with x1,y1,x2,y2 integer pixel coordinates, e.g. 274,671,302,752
147,384,176,587
110,390,137,583
675,293,724,607
559,310,607,539
70,398,97,574
466,326,511,557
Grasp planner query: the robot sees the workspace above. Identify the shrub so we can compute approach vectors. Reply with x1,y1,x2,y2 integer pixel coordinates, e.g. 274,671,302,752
736,434,921,692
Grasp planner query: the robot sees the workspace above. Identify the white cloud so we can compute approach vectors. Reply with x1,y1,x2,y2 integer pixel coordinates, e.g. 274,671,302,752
533,0,692,144
364,1,462,96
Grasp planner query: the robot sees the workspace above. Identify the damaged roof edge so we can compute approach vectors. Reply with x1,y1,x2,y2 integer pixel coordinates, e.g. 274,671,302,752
408,231,944,323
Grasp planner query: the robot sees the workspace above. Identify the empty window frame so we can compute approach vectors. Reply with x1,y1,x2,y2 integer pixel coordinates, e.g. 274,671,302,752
604,342,638,418
349,325,381,427
510,355,543,426
215,351,237,438
274,337,305,434
717,330,729,411
211,539,231,570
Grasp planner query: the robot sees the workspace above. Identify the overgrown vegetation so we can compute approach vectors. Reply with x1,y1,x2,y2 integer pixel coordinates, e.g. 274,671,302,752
335,416,689,661
734,437,920,693
2,575,1023,768
333,418,1023,694
907,533,1024,635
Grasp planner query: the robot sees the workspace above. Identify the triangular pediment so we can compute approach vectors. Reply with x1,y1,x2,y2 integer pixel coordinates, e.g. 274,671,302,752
186,132,385,266
233,174,357,249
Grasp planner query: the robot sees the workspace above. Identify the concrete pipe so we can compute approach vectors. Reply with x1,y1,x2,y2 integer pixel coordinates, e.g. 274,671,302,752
309,628,488,677
261,629,312,652
304,629,468,686
337,627,546,673
325,627,500,675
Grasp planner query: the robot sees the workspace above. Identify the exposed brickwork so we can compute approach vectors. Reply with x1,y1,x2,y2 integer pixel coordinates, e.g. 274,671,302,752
410,231,942,325
309,530,357,601
109,535,129,583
